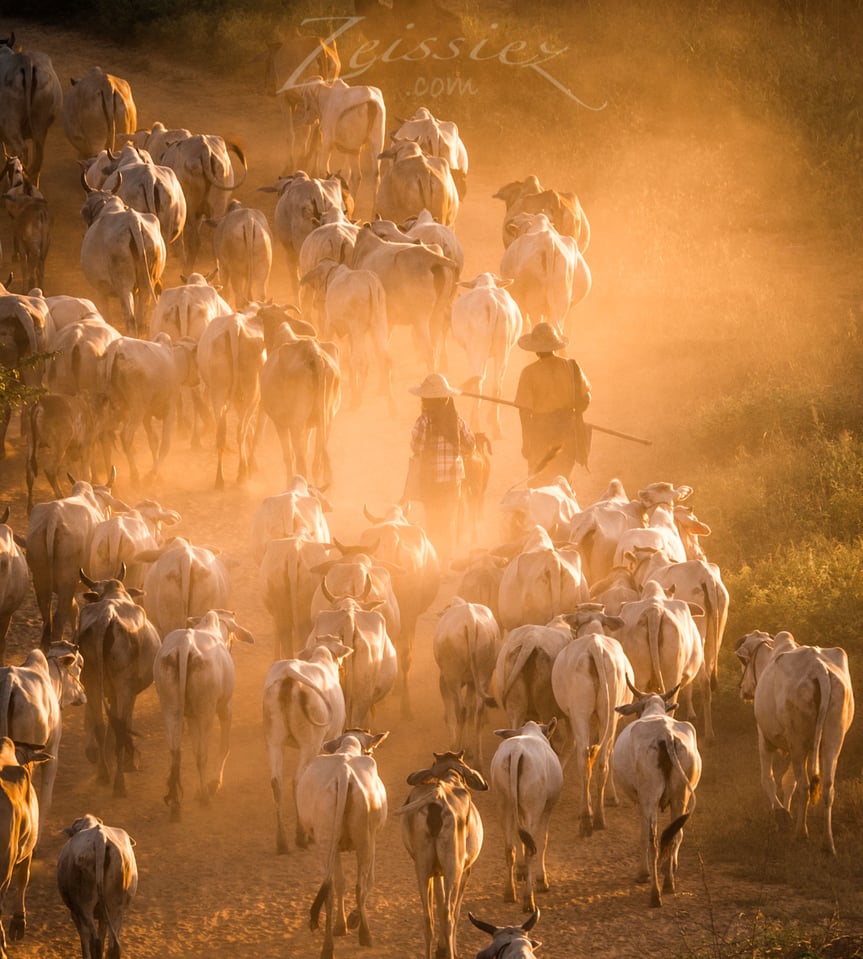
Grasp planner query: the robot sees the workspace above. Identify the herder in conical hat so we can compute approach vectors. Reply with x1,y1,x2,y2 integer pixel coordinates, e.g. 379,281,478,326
514,322,591,484
406,373,475,562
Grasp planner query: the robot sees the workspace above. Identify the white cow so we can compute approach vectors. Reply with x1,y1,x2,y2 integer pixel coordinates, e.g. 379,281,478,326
293,77,386,209
137,537,231,638
0,644,86,837
390,107,469,198
617,580,705,711
736,630,855,855
208,199,273,308
498,526,588,631
493,618,571,757
499,477,579,542
88,498,182,588
433,598,501,767
153,609,254,821
499,212,589,332
296,729,388,959
251,476,332,563
451,272,522,438
489,720,563,913
260,535,330,661
552,605,632,835
57,814,137,959
103,333,197,484
613,687,702,907
305,591,397,728
26,474,129,647
263,638,352,853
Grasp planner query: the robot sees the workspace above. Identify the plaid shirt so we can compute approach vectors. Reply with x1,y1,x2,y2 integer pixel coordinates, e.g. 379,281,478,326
411,413,475,484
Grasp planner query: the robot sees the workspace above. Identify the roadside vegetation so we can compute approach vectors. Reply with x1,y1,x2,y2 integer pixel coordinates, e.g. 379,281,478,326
8,1,863,955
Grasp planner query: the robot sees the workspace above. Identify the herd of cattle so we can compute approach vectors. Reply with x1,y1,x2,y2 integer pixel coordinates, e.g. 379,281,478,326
0,25,857,959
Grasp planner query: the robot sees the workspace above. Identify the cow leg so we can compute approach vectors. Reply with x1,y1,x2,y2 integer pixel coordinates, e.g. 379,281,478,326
594,741,613,829
350,840,374,947
503,832,517,903
69,903,100,959
214,408,229,490
333,851,347,937
538,819,552,892
164,745,183,820
119,420,141,486
8,853,32,941
522,832,537,913
758,734,793,829
645,815,662,907
417,873,436,959
791,751,811,842
0,403,11,459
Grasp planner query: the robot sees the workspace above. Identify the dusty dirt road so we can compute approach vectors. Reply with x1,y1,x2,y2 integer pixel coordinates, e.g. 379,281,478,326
0,16,859,959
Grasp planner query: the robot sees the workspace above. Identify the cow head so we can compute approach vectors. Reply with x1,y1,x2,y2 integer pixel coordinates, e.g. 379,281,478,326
469,909,542,959
46,642,87,709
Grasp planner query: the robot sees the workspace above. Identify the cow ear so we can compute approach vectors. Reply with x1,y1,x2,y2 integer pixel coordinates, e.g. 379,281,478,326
83,591,100,602
493,728,517,739
615,703,637,717
543,717,558,739
603,615,625,632
665,702,679,714
406,767,433,786
687,602,705,618
369,731,389,751
126,587,145,598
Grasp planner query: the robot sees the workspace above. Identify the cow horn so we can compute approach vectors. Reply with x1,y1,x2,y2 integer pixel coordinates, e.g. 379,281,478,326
360,574,372,601
79,568,98,589
662,683,682,701
117,562,126,582
522,908,541,932
320,575,337,605
468,914,498,936
0,506,8,525
626,675,649,700
107,465,117,488
363,505,384,526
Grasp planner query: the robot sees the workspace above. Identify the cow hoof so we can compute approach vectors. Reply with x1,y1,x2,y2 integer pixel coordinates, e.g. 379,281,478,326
579,817,593,838
522,899,536,914
8,914,25,940
650,890,662,908
334,920,347,937
504,889,517,903
295,830,311,849
663,877,676,894
112,782,127,799
207,779,222,798
347,910,360,930
276,837,290,856
169,805,181,823
515,865,527,881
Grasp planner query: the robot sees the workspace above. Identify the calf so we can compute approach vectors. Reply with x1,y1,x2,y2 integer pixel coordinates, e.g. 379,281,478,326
0,644,86,837
262,639,352,853
736,630,855,855
153,610,254,821
433,598,500,767
397,750,488,959
552,605,632,835
75,570,162,797
0,738,50,955
489,720,563,913
57,814,138,959
612,686,702,907
296,729,388,959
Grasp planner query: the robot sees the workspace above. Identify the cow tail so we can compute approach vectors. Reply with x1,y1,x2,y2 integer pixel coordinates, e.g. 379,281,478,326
646,607,665,693
310,765,350,930
591,639,614,751
809,666,832,806
287,541,302,658
501,638,536,703
134,217,159,306
658,732,696,861
468,620,495,708
509,752,536,857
